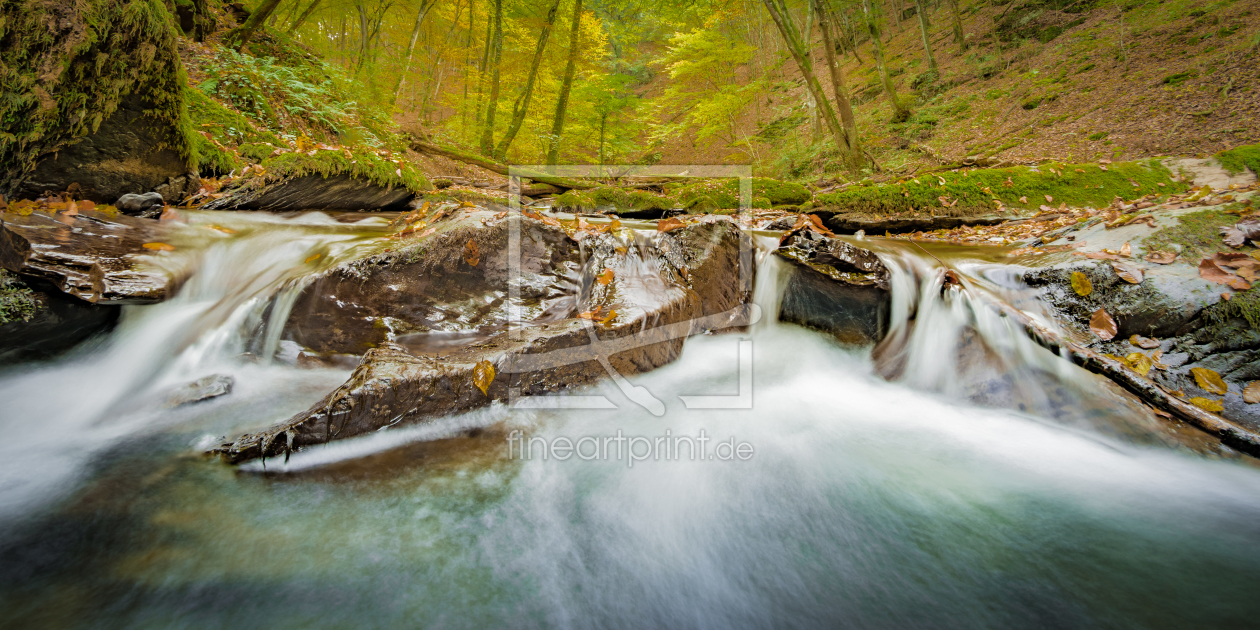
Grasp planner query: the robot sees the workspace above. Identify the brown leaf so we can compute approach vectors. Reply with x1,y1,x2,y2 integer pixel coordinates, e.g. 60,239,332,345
597,268,614,285
1188,397,1224,413
472,359,496,396
1020,196,1028,204
1044,194,1054,203
63,200,78,216
1071,271,1093,296
1081,252,1121,260
1090,308,1117,340
1144,251,1177,264
142,242,176,251
1190,367,1228,395
1119,242,1131,257
463,239,480,267
1244,381,1260,404
1112,261,1144,284
1198,257,1250,290
658,217,686,232
1129,334,1160,349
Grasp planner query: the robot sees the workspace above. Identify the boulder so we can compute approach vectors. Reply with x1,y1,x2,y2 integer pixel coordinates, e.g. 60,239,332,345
776,229,891,344
168,374,235,407
213,212,754,462
202,174,414,212
116,192,166,218
0,274,119,365
0,207,175,303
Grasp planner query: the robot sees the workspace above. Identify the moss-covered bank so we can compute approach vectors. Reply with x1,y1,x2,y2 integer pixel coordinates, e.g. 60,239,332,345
0,0,195,195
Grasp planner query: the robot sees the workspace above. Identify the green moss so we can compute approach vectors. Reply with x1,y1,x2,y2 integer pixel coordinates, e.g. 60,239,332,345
1215,144,1260,177
1203,287,1260,334
816,159,1184,216
257,150,431,194
1141,207,1253,259
0,270,38,324
675,178,809,212
554,187,679,214
1,0,195,194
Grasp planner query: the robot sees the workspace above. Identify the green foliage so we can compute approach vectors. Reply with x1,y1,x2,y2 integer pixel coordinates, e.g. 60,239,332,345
257,149,431,194
186,88,286,174
555,187,679,213
650,26,760,158
1142,207,1248,259
1161,70,1197,85
0,0,194,194
0,271,38,324
1215,144,1260,176
673,178,809,212
1087,131,1110,141
817,160,1182,215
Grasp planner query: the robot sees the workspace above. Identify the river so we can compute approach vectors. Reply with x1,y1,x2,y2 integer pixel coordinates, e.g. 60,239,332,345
1,210,1258,629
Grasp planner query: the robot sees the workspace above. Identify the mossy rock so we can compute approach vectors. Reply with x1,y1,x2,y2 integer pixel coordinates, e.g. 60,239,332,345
816,160,1184,216
259,149,431,195
1,0,196,197
676,177,809,212
554,186,679,214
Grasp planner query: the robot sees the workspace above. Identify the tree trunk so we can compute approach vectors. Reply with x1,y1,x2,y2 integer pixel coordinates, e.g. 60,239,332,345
762,0,854,166
862,0,909,121
915,0,937,71
230,0,285,51
945,0,965,51
473,0,494,134
287,0,322,33
393,0,437,104
835,3,865,64
813,0,861,168
546,0,583,164
461,0,475,134
479,0,504,155
492,0,562,161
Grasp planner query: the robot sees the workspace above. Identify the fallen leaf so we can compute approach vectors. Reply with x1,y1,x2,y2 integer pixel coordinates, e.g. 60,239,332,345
658,217,686,232
577,308,602,320
1190,367,1228,395
1090,307,1117,340
63,200,78,216
1112,261,1144,283
1019,196,1028,204
207,224,237,234
1199,257,1251,290
1244,381,1260,404
1188,397,1224,413
1124,352,1153,376
1144,251,1177,264
1129,334,1160,349
142,242,176,251
597,269,614,285
597,309,618,326
463,240,480,267
1045,194,1054,203
1071,271,1093,296
1222,292,1231,300
1119,242,1131,257
305,253,321,264
472,359,496,396
1081,252,1122,260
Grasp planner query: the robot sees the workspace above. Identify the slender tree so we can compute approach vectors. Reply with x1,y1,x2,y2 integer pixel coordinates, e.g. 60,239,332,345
288,0,323,33
547,0,583,164
914,0,937,71
492,0,563,161
944,0,966,51
862,0,909,121
813,0,861,167
393,0,438,104
229,0,285,50
479,0,504,155
762,0,859,169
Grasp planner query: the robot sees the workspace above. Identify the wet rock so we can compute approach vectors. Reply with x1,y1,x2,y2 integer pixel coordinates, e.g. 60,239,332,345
213,212,754,463
116,192,166,218
776,230,891,344
19,94,195,204
0,207,175,303
0,275,118,365
203,174,414,211
168,374,235,407
813,210,1008,235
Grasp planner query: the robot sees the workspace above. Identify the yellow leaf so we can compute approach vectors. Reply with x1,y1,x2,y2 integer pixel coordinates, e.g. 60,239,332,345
1188,397,1224,413
1071,271,1093,296
598,309,618,326
597,269,614,285
1190,367,1228,395
1124,352,1152,376
472,359,496,396
142,242,176,251
305,253,321,264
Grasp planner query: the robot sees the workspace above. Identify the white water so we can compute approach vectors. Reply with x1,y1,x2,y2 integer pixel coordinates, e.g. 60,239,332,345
1,219,1259,628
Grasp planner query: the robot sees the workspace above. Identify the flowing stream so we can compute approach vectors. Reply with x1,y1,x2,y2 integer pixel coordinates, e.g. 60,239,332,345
1,212,1259,628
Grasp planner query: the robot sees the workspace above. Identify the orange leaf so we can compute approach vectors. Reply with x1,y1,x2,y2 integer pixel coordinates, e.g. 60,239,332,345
577,307,602,320
598,309,618,326
1144,251,1176,264
305,253,322,264
143,242,176,251
657,217,686,232
1111,262,1144,284
463,239,480,267
1090,307,1117,340
597,268,615,285
472,359,496,396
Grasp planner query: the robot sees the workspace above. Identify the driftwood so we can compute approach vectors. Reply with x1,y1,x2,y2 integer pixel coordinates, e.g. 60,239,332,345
994,301,1260,458
408,138,595,191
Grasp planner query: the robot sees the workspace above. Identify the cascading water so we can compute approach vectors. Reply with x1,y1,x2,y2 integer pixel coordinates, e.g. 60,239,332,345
1,217,1259,628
